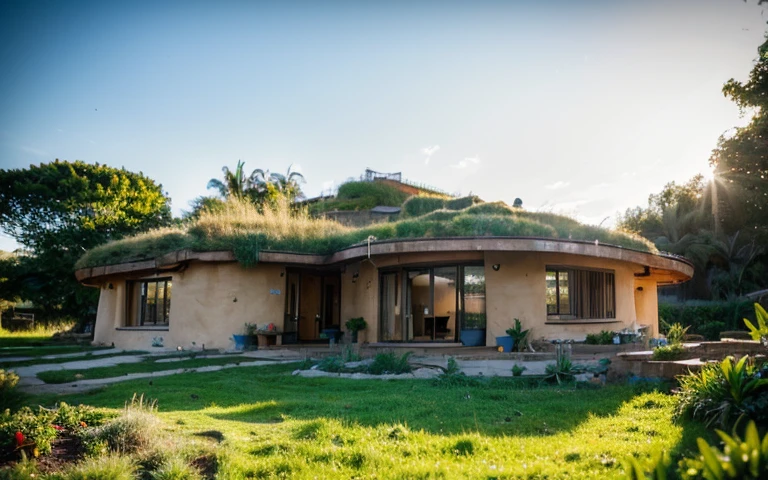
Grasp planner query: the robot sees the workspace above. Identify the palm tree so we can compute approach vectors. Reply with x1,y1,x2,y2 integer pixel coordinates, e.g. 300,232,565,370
207,160,250,199
270,165,305,202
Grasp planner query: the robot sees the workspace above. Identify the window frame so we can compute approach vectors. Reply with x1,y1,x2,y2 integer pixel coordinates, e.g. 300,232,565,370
127,277,172,327
546,266,616,321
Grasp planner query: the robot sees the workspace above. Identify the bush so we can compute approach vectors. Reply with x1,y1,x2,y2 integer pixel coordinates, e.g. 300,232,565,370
0,406,58,456
675,355,768,428
316,356,344,373
658,300,754,341
401,196,447,217
0,370,22,411
367,352,412,375
651,344,686,361
584,330,614,345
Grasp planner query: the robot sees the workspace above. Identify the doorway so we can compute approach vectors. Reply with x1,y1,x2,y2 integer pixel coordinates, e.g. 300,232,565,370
283,270,341,343
379,264,485,344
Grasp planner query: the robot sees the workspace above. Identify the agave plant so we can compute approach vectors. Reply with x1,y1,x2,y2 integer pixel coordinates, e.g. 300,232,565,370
505,318,530,352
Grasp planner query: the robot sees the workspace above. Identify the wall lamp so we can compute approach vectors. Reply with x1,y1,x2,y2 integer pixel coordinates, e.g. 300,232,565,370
352,272,360,283
492,264,501,271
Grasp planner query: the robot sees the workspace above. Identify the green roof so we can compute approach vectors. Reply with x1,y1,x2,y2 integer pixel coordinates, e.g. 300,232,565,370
76,198,657,269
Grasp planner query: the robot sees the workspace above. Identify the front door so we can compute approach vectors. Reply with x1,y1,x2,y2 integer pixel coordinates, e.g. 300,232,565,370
283,272,300,344
284,270,341,342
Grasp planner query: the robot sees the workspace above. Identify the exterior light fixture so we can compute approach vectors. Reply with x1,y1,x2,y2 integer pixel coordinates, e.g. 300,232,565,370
492,264,501,271
352,272,360,283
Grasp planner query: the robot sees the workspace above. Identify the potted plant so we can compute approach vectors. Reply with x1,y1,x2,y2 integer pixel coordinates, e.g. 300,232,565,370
345,317,367,343
460,312,486,346
497,318,529,353
232,323,256,351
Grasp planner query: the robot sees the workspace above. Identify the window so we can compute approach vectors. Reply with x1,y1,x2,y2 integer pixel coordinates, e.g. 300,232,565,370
546,267,615,320
128,278,172,326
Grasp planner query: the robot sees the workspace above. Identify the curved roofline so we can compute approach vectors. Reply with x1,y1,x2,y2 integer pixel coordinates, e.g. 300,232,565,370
75,236,693,285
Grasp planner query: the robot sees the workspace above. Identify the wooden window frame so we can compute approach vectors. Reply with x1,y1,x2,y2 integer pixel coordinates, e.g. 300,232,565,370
546,266,615,321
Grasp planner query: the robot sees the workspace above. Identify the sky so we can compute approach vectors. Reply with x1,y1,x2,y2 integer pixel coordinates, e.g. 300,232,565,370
1,0,766,252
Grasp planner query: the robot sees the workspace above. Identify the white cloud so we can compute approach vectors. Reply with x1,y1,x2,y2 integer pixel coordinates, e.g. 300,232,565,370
452,156,480,169
421,145,440,164
545,181,570,190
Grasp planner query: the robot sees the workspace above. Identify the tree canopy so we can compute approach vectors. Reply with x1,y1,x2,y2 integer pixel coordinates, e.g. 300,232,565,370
0,160,172,320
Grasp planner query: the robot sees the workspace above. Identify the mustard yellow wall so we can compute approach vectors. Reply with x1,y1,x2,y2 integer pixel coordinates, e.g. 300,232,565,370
484,251,655,342
92,263,285,350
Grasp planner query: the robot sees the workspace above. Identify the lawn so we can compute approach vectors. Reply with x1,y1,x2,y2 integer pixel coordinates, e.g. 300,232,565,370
27,362,708,479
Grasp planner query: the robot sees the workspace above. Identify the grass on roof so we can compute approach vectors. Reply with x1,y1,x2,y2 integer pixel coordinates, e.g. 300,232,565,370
76,198,657,269
308,181,412,214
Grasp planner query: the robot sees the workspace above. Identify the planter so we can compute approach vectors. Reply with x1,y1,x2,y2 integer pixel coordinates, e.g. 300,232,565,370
496,336,514,353
232,334,252,351
322,328,343,343
350,330,359,343
460,329,486,347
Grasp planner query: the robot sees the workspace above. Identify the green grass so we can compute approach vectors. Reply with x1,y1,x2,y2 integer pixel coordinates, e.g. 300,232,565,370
76,197,657,269
27,363,708,479
36,355,253,384
309,181,411,214
0,323,78,348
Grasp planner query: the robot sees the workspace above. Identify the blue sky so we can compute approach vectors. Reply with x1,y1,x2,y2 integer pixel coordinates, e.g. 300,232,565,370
1,0,766,251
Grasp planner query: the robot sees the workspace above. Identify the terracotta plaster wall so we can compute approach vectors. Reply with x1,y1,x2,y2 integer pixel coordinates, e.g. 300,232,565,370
484,251,652,342
92,263,285,350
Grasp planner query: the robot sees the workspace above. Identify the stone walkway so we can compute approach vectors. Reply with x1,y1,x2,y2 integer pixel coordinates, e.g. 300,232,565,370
6,348,603,395
9,349,304,395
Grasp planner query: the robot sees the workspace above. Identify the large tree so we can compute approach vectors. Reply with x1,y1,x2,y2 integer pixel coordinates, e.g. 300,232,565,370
710,35,768,244
0,160,172,321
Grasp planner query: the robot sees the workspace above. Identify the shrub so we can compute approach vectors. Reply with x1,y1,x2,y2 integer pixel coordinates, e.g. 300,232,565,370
316,356,344,373
658,300,754,341
0,406,57,456
65,453,136,480
0,370,22,411
367,352,412,375
585,330,614,345
675,355,768,428
651,344,686,361
402,196,448,217
345,317,367,332
511,364,526,377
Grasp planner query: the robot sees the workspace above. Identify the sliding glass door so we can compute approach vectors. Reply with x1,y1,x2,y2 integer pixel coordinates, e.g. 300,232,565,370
379,264,485,344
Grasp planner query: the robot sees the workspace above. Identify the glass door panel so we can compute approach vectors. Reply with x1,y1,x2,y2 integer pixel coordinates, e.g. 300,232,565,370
432,267,457,341
460,266,486,346
379,272,402,341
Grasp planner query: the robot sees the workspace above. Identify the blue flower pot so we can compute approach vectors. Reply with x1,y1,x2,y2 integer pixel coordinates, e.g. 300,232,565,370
460,329,486,346
232,334,250,351
496,336,514,352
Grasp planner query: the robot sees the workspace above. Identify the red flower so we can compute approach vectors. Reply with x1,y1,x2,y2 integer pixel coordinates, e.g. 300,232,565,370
14,431,24,447
52,425,64,431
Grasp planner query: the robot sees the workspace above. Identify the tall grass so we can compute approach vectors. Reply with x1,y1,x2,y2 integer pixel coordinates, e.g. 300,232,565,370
77,197,657,269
